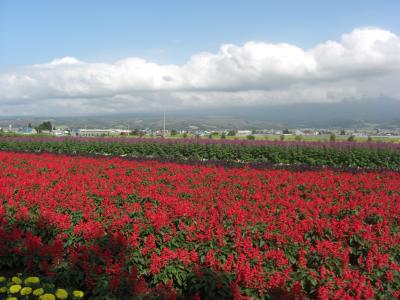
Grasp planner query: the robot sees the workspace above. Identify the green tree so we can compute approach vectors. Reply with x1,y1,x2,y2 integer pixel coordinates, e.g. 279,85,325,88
130,129,139,136
227,130,236,136
35,121,53,133
330,133,336,142
246,135,255,140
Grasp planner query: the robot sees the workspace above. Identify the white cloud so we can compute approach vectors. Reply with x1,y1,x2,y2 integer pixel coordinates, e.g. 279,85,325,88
0,27,400,115
48,56,82,66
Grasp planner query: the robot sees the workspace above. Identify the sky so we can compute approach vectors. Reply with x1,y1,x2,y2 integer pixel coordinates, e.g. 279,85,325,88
0,0,400,116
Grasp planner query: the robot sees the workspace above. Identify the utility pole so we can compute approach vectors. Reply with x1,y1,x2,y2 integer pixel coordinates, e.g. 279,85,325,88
163,111,166,138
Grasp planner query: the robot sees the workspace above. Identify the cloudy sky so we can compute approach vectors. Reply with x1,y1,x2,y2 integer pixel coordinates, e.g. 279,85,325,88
0,1,400,116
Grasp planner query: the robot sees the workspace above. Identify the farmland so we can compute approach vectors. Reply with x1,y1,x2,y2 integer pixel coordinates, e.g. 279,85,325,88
1,151,400,299
0,137,399,170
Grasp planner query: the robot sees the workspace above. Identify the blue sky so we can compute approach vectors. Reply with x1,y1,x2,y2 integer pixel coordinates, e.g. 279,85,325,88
1,0,399,68
1,1,400,116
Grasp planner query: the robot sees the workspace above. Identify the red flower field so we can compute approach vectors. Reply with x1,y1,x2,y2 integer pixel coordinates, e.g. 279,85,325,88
0,152,399,299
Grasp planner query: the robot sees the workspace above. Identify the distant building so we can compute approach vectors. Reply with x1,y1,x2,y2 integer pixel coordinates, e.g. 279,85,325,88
77,129,116,136
76,129,131,137
237,130,252,136
5,124,19,133
20,128,37,135
52,129,69,136
294,130,305,136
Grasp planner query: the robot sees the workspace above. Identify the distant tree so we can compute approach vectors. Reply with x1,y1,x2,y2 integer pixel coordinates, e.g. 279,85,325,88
367,136,373,142
330,133,336,142
283,129,290,134
347,135,355,142
340,129,346,135
246,135,255,140
220,133,226,139
45,121,53,131
208,134,213,139
280,135,285,141
227,130,236,136
295,135,302,141
170,129,178,136
130,129,139,136
183,133,188,139
251,129,257,134
35,121,53,133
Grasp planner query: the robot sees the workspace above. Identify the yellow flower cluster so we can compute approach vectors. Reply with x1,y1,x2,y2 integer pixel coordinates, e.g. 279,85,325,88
0,274,84,299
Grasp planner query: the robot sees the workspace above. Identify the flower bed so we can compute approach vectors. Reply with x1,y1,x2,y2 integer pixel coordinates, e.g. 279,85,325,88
0,137,399,169
0,274,84,299
0,152,399,299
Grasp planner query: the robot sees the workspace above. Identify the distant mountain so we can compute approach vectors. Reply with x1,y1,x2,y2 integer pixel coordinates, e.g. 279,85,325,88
1,98,399,129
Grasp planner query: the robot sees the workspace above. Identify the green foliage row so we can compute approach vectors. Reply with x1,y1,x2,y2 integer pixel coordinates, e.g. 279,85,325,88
0,140,399,169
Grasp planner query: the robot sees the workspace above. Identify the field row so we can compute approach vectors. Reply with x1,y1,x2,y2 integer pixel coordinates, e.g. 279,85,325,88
0,152,399,299
0,137,399,169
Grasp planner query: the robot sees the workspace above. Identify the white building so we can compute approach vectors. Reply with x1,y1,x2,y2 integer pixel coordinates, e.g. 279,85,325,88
237,130,252,136
52,129,69,136
77,129,131,136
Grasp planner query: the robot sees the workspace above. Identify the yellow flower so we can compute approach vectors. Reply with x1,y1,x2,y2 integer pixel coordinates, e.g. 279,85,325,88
40,293,56,300
72,290,85,298
55,288,69,299
9,285,22,294
21,286,33,295
11,276,22,285
0,276,6,283
33,288,45,296
24,276,40,285
0,286,7,293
